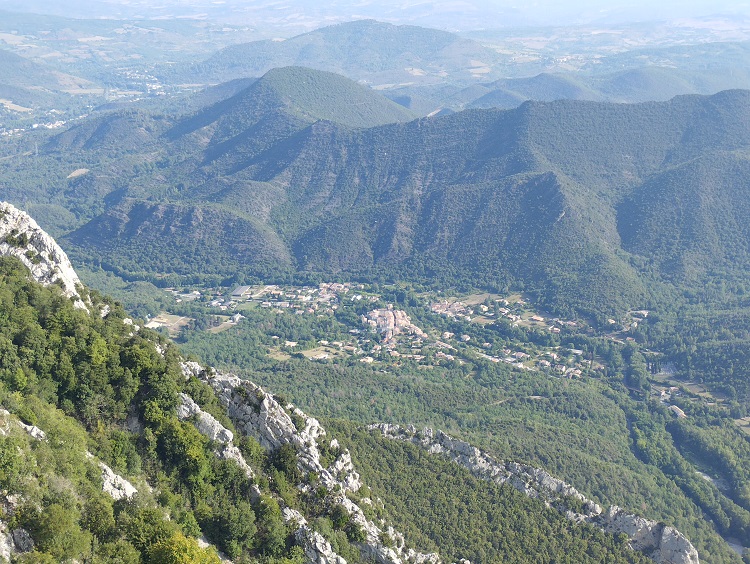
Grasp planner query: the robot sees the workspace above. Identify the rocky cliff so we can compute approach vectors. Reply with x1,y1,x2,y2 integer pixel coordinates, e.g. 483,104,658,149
369,424,700,564
0,202,86,309
186,365,440,564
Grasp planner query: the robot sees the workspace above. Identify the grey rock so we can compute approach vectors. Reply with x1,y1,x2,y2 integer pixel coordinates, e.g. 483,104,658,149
199,368,439,564
176,391,255,481
216,443,255,480
370,424,699,564
11,528,33,553
181,361,205,380
17,421,46,441
0,202,86,309
296,526,347,564
177,393,234,444
94,455,138,501
0,526,11,561
597,507,699,564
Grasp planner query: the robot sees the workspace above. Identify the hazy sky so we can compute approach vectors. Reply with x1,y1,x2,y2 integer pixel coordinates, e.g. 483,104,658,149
1,0,749,30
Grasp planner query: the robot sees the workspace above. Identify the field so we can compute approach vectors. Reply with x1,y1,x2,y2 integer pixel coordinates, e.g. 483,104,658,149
144,312,193,336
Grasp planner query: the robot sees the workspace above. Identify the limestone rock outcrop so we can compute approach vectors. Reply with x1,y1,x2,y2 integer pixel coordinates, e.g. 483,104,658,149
295,526,348,564
598,506,700,564
370,424,699,564
198,368,439,564
0,491,31,559
99,460,138,501
176,391,255,480
0,202,86,309
0,408,46,441
177,393,234,444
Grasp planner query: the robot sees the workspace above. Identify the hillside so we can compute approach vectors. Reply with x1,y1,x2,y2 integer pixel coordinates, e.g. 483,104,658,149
0,49,94,94
69,199,294,277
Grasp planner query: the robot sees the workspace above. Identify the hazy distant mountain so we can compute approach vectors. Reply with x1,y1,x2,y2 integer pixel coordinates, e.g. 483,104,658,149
173,20,508,88
449,65,750,111
0,49,96,107
4,0,746,30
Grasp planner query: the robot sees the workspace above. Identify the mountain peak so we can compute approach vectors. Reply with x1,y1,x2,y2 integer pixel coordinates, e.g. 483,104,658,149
243,65,417,128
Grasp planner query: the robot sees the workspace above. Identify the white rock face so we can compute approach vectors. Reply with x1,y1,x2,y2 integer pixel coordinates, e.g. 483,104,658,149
175,390,255,480
0,202,86,309
200,369,440,564
0,408,46,441
181,361,205,380
599,507,700,564
0,522,12,561
17,421,46,442
98,459,138,501
370,424,699,564
296,526,348,564
177,393,234,444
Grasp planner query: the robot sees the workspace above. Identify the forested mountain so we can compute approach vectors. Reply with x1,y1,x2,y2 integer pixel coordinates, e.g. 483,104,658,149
463,66,750,110
5,68,750,321
16,84,746,318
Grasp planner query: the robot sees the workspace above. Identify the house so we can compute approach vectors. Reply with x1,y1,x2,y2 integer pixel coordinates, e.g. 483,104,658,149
669,405,687,419
231,285,252,298
230,313,244,323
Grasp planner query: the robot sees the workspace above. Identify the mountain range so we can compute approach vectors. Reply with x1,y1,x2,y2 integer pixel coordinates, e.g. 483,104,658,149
3,66,750,318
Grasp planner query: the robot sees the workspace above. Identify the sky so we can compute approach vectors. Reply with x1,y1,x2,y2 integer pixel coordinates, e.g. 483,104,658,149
0,0,748,31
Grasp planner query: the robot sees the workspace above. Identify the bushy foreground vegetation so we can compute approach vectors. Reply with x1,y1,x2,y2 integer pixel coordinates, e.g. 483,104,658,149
0,256,313,562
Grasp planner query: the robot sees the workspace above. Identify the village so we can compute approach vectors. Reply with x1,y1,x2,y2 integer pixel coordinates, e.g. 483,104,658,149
145,281,601,378
138,280,732,424
140,280,736,424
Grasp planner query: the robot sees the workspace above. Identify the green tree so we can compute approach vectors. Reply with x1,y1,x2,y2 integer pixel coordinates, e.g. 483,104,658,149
148,532,221,564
